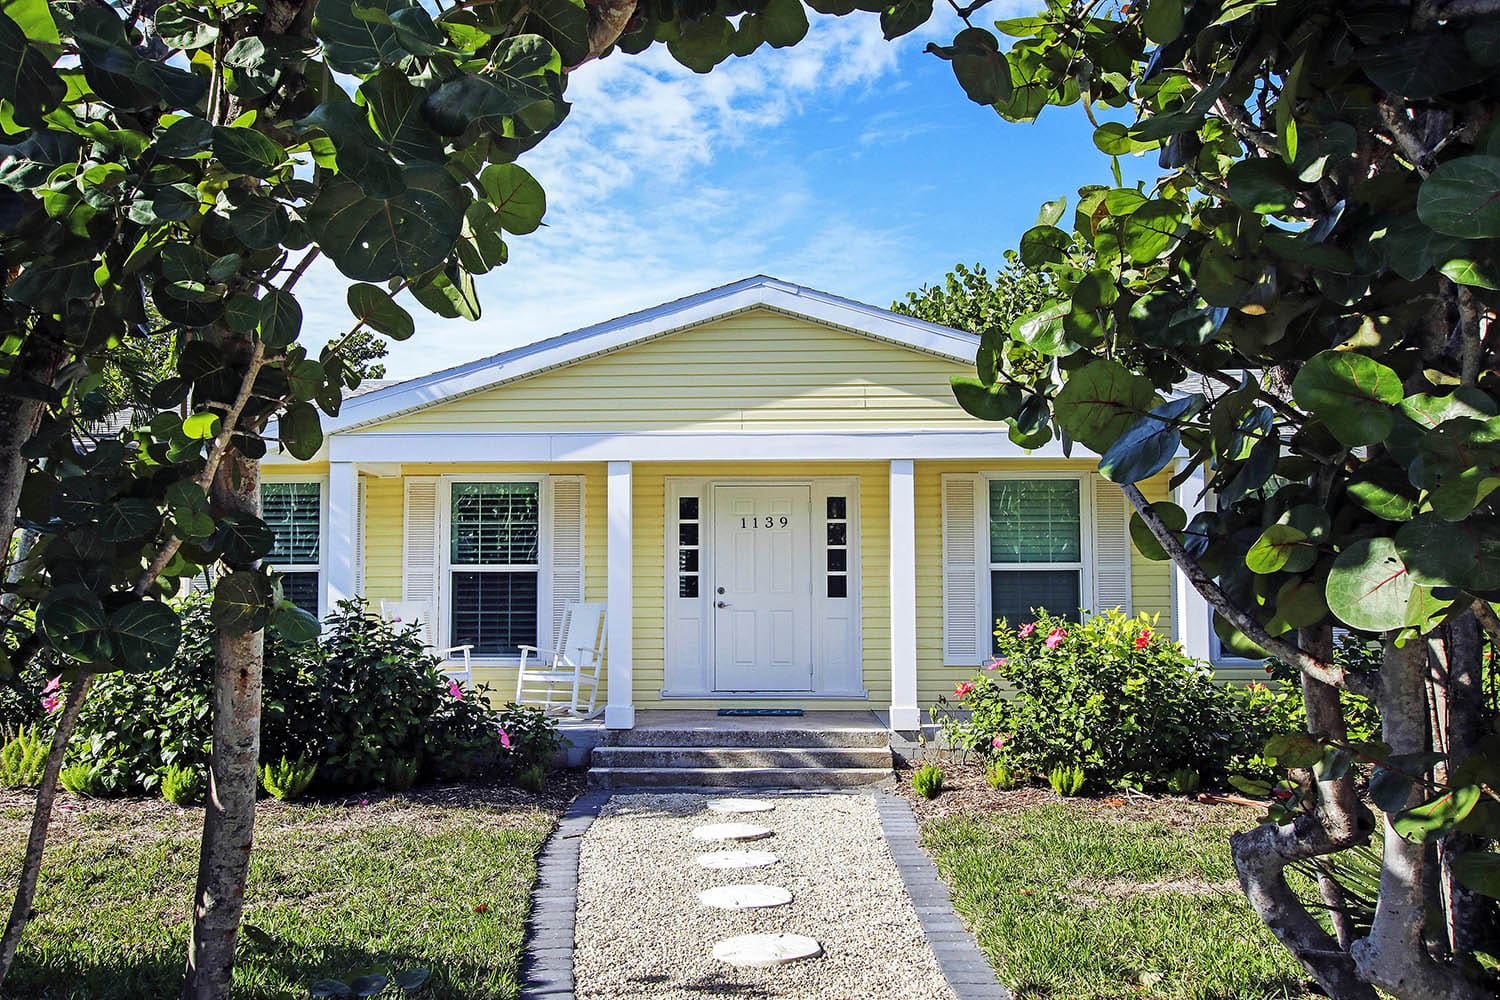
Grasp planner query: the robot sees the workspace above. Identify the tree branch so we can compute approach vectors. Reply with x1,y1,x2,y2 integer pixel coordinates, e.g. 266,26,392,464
1120,483,1363,693
132,342,267,596
1376,100,1435,177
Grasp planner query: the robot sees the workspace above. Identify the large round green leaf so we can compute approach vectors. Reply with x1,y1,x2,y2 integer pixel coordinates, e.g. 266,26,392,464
212,570,273,635
108,600,182,672
212,125,288,179
1417,156,1500,239
880,0,933,40
422,35,559,134
947,27,1010,106
0,10,65,127
950,376,1022,422
1053,359,1160,453
1099,394,1202,484
1326,536,1414,632
666,15,734,73
98,498,161,542
308,165,465,280
1246,524,1316,574
279,402,324,461
1394,514,1476,587
38,586,113,664
760,0,810,48
1290,350,1402,447
479,163,546,235
1009,299,1074,356
1128,501,1186,561
1273,576,1329,629
1121,200,1184,263
258,289,302,349
1019,225,1071,268
347,283,415,340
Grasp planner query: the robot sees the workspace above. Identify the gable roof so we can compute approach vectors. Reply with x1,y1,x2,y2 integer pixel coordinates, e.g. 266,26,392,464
322,275,980,433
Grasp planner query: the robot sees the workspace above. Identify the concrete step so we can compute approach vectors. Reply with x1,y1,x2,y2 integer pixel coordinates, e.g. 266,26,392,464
591,745,893,769
586,766,895,789
606,726,890,750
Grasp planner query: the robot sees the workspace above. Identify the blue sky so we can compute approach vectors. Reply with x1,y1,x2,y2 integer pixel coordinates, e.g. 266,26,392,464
299,6,1153,379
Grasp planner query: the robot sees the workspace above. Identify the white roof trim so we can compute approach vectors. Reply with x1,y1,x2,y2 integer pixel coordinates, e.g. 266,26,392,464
314,276,980,434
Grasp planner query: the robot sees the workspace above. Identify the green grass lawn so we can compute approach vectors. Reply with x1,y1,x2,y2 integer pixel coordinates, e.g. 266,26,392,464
923,798,1310,1000
0,786,559,999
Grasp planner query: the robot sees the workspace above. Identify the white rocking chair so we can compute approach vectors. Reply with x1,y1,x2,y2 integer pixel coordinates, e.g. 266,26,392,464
380,600,475,689
516,602,606,719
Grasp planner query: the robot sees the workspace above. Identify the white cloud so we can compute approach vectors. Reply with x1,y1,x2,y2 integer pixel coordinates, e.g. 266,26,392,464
303,10,984,379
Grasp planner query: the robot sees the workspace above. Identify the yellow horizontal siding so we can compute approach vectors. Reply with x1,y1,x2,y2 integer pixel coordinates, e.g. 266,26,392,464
912,461,1177,708
358,309,977,434
358,463,608,697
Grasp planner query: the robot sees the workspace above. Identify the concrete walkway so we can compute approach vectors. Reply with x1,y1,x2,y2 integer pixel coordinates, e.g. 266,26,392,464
519,789,1008,1000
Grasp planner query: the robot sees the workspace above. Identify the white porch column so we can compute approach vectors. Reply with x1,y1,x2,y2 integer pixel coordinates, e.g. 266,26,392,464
605,460,635,729
889,459,920,732
1173,464,1213,663
325,462,358,615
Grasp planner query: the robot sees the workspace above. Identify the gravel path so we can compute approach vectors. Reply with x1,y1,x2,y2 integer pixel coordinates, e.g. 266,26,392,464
574,791,959,1000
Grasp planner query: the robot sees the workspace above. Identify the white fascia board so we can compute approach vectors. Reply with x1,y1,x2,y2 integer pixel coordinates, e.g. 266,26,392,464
328,431,1102,464
319,276,980,434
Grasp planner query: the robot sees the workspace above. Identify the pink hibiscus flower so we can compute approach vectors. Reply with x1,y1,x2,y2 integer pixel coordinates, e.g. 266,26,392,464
1134,631,1151,650
1017,622,1037,638
983,657,1009,671
497,726,512,750
1043,627,1066,650
954,681,975,699
448,680,464,700
991,735,1008,750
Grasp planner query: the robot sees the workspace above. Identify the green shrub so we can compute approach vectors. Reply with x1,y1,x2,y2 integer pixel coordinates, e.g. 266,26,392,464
161,763,205,806
1048,764,1086,797
65,596,553,795
516,762,548,794
260,755,317,801
913,763,944,799
939,610,1253,790
0,726,50,788
1166,767,1201,796
1236,637,1381,778
983,757,1019,791
60,762,111,797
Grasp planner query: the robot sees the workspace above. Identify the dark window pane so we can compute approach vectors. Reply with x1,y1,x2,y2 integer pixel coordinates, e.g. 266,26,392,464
679,523,699,546
451,483,540,565
827,575,848,598
827,496,847,520
262,482,320,563
989,480,1081,564
990,570,1080,631
679,549,699,572
827,522,847,546
450,571,538,656
679,496,699,520
679,576,699,598
827,549,847,572
280,572,319,616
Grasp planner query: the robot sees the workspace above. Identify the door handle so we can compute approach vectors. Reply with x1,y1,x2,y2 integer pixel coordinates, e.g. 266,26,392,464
716,600,732,609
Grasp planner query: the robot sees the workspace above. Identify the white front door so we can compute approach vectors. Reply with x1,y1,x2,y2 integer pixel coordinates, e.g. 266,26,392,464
710,485,813,692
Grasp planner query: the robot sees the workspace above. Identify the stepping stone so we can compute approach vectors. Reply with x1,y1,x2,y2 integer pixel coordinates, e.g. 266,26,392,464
696,850,777,870
708,798,775,814
692,822,773,842
698,884,793,910
712,933,823,967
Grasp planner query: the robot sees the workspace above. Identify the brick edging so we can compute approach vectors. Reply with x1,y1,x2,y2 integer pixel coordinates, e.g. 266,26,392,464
874,793,1012,1000
519,789,612,1000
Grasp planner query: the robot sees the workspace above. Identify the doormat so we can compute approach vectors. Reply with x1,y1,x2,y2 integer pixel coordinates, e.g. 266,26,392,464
718,708,805,717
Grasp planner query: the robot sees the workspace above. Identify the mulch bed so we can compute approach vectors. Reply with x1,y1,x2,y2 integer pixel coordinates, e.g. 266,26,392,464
893,759,1261,826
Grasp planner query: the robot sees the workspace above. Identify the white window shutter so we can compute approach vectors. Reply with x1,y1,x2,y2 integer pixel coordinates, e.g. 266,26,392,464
353,474,366,597
942,474,985,666
402,477,441,647
549,475,586,648
1091,475,1132,615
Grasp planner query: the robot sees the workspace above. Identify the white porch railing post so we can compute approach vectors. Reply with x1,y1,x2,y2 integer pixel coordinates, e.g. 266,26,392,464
605,460,635,729
326,462,358,617
1173,464,1213,663
889,459,920,732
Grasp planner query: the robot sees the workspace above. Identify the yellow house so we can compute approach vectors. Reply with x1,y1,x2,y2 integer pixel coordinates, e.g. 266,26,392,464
261,276,1219,732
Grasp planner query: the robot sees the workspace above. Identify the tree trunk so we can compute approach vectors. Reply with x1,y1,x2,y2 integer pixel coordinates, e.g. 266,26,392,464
0,675,94,989
0,334,66,597
1350,637,1490,1000
1436,614,1499,957
1231,627,1378,1000
182,448,263,1000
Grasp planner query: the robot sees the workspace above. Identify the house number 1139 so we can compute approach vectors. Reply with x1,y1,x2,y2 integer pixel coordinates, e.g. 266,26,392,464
741,516,790,529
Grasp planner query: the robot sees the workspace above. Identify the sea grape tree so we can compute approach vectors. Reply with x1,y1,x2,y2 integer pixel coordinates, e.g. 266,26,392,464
888,0,1500,997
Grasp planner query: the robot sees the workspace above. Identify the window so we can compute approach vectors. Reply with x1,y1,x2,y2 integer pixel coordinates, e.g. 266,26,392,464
988,478,1083,627
677,496,700,598
262,481,321,616
449,482,540,656
826,496,849,598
